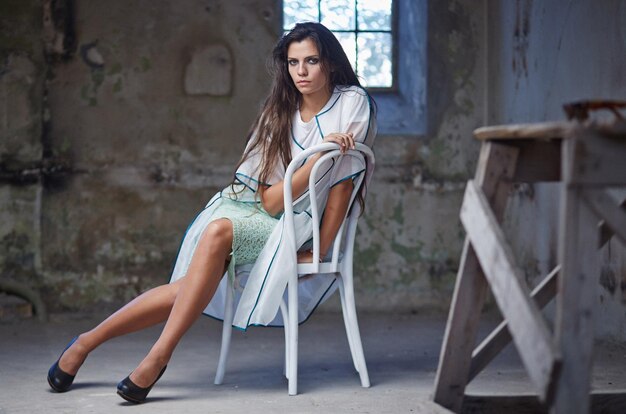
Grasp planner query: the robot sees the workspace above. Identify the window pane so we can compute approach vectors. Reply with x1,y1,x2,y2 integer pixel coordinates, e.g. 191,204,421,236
357,33,392,87
321,0,355,30
283,0,318,30
357,0,392,30
333,32,357,72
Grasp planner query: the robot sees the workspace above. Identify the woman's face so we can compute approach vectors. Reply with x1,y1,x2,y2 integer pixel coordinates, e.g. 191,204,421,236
287,38,330,99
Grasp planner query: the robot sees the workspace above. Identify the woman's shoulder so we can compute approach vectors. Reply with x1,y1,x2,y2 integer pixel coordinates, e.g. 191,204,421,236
335,85,369,100
334,85,371,114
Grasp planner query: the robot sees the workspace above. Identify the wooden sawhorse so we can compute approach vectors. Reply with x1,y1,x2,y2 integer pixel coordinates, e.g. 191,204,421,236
432,120,626,413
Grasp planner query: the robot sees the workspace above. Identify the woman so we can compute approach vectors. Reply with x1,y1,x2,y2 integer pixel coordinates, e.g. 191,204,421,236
47,22,376,403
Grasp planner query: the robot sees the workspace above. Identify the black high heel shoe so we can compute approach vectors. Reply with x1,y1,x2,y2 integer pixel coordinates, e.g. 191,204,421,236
47,337,79,392
117,365,167,404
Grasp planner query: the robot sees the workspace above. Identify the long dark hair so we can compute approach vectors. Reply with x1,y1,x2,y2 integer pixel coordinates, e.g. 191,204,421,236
234,22,375,210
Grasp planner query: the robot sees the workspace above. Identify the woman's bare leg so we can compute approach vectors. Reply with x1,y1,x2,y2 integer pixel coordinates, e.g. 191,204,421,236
127,219,233,387
57,278,184,376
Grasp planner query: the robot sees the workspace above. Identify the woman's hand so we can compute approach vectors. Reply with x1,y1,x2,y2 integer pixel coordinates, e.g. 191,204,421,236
297,249,323,263
323,132,355,154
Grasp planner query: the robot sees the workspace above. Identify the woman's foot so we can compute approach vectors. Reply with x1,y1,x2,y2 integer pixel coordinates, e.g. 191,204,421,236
47,335,89,392
57,335,89,376
117,356,168,404
129,354,169,388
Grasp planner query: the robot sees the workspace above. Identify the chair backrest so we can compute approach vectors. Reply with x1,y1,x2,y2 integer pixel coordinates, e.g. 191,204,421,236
283,142,375,274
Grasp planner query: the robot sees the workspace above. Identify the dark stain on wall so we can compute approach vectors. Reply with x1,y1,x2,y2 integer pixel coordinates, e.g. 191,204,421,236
512,0,532,79
42,0,76,60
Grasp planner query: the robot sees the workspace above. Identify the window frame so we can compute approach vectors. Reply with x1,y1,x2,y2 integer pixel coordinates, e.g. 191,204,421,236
371,0,426,135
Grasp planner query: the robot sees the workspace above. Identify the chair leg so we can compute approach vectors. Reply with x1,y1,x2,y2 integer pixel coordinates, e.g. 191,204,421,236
338,280,359,372
280,299,290,379
214,278,234,385
287,277,299,395
340,273,370,388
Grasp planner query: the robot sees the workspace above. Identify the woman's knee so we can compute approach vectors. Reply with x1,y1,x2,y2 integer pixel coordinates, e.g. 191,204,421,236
200,219,233,255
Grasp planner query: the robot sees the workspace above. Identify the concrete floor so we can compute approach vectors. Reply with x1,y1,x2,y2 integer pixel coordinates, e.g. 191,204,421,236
1,311,625,414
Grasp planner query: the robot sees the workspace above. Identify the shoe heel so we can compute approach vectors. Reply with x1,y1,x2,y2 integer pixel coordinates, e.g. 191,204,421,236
116,365,167,404
47,337,78,393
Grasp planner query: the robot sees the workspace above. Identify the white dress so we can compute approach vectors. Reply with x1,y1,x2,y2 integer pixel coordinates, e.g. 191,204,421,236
169,85,377,330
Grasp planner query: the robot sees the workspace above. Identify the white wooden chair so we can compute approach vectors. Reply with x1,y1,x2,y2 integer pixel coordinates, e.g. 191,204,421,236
214,142,375,395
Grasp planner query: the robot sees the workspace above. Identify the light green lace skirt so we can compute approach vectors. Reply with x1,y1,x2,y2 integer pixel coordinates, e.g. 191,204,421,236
212,198,278,266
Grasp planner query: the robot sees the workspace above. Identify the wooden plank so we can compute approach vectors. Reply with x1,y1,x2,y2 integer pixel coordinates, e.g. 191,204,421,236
474,122,572,141
513,140,562,182
461,180,560,402
433,142,519,413
598,197,626,247
433,241,490,413
473,142,518,210
552,181,600,413
582,190,626,246
469,266,560,382
563,129,626,186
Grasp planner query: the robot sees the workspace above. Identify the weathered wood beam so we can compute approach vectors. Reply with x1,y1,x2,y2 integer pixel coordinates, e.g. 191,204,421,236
513,141,561,182
433,142,519,413
553,186,600,413
563,130,626,186
469,265,560,382
474,122,572,141
582,190,626,246
461,180,560,402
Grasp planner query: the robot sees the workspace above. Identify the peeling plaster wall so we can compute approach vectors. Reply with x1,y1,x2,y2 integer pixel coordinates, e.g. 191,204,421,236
1,0,488,315
41,0,281,310
487,0,626,339
352,0,486,312
0,0,45,289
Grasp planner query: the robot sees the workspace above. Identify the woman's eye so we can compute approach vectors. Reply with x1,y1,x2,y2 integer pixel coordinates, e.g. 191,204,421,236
307,58,319,64
288,59,298,66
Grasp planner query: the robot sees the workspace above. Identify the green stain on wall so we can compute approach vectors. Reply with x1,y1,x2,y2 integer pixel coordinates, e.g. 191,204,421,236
53,136,71,156
390,237,424,265
112,78,122,93
392,201,404,225
108,62,122,75
354,244,383,275
140,56,151,72
91,69,105,88
169,107,182,121
80,84,89,101
79,69,107,105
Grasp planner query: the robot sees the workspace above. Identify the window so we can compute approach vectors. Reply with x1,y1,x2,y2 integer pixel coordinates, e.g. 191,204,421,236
282,0,426,135
283,0,395,89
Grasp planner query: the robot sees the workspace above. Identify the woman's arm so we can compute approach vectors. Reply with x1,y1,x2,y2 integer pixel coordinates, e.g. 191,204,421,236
297,178,353,263
258,132,355,217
